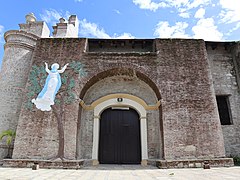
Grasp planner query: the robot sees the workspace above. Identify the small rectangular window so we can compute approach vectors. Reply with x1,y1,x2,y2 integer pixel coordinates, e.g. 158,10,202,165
216,95,232,125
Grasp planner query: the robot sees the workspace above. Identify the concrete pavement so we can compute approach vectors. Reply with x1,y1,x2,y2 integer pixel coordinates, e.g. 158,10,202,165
0,165,240,180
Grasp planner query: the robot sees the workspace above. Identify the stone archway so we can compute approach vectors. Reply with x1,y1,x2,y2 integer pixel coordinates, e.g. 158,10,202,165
79,68,161,100
92,94,148,165
77,69,163,165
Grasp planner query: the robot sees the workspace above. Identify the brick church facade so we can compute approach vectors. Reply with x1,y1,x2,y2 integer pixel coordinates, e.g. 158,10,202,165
0,14,239,168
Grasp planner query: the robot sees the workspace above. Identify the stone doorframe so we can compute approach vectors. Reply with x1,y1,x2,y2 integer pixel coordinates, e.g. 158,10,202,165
80,94,161,166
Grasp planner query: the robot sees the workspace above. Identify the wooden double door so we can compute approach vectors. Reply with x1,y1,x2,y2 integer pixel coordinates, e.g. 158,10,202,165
99,108,141,164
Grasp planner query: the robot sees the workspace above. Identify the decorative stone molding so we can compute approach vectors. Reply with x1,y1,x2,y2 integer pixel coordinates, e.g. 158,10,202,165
25,13,37,23
4,30,39,51
80,93,161,111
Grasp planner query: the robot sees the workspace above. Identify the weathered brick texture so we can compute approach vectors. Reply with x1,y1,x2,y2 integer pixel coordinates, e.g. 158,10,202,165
12,38,228,161
155,39,225,159
13,38,87,159
0,30,38,159
207,42,240,157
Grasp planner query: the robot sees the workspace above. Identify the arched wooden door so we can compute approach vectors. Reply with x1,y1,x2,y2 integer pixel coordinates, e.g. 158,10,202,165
99,108,141,164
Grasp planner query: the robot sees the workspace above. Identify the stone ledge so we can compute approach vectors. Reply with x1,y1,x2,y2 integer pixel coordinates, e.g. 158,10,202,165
156,158,234,169
3,159,84,169
84,52,157,56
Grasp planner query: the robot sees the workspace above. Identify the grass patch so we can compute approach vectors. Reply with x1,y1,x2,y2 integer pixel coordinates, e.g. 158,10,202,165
230,156,240,166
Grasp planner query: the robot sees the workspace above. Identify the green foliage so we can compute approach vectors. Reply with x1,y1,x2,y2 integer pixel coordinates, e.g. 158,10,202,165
69,61,87,79
0,130,16,146
25,65,47,110
25,100,34,110
62,61,87,104
63,77,77,104
229,155,240,166
68,77,75,90
61,74,68,85
232,156,240,166
55,98,61,106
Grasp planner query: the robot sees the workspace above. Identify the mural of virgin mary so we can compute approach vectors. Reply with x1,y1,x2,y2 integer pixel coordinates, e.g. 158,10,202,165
32,62,68,111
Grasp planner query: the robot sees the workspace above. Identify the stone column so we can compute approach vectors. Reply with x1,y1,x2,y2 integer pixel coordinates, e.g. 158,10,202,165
140,116,148,166
92,116,100,165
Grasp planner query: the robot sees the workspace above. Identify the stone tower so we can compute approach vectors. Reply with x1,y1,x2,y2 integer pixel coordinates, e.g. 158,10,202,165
0,13,50,159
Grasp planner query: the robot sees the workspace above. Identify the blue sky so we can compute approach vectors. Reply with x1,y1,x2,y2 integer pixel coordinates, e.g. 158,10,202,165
0,0,239,67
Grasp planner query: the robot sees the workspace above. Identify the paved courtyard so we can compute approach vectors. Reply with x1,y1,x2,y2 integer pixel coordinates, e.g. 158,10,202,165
0,165,240,180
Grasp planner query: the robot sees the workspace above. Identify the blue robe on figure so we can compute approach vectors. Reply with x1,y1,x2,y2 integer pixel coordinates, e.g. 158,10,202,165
32,63,68,111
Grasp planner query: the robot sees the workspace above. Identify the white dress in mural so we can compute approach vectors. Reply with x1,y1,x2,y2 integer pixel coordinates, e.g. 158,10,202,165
32,62,68,111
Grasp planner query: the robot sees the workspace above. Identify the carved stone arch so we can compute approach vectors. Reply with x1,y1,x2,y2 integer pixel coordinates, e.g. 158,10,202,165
79,68,161,100
77,68,164,164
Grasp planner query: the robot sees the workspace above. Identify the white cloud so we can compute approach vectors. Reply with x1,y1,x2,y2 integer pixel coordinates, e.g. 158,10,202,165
154,21,189,38
219,0,240,24
114,9,121,14
0,25,4,35
168,0,189,8
226,22,240,36
75,0,83,2
79,19,111,38
40,9,134,39
219,0,240,11
132,0,168,11
179,12,190,18
113,33,135,39
187,0,210,10
133,0,211,13
0,25,4,43
79,19,134,39
194,8,205,19
40,9,70,25
192,18,223,41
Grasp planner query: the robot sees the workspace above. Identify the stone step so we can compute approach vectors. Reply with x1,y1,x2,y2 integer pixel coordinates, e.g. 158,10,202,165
156,158,234,169
3,159,84,169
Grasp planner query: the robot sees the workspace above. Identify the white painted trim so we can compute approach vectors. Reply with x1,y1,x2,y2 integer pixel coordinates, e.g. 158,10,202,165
92,96,148,163
92,117,100,160
140,117,148,160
